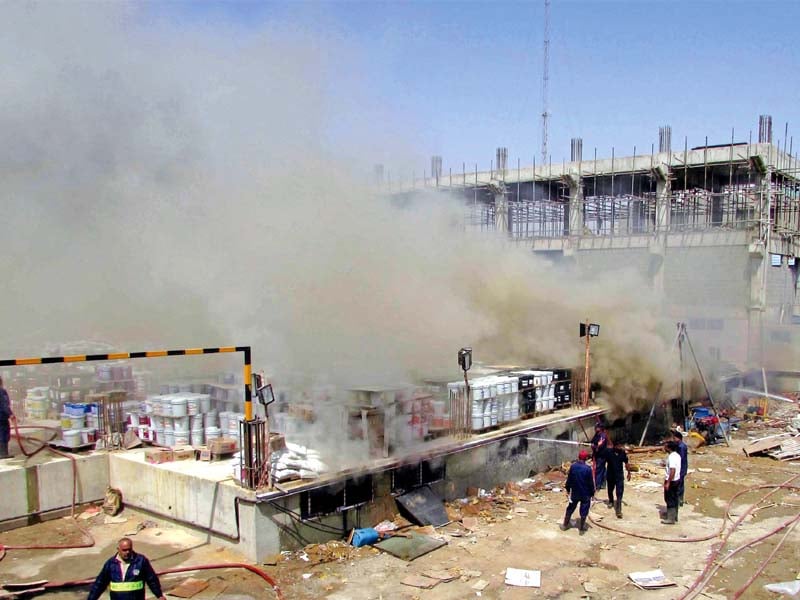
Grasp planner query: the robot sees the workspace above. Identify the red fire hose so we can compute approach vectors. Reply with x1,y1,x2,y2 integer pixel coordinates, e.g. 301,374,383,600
0,417,95,559
40,563,285,600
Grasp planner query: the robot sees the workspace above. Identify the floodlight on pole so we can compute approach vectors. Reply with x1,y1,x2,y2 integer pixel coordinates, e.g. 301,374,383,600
457,347,473,438
579,320,600,407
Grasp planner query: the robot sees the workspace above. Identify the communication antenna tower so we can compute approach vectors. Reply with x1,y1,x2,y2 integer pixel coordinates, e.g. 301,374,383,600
540,0,550,165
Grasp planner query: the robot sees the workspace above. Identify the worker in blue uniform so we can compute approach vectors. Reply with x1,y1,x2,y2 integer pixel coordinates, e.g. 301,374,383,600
561,449,596,534
590,422,609,490
0,377,14,459
87,538,166,600
673,430,689,507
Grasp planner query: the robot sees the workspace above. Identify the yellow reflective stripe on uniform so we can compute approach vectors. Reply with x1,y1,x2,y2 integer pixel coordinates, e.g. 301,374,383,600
109,581,144,592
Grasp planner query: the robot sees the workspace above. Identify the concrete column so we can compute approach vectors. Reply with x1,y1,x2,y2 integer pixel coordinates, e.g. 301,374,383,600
649,164,671,294
563,172,583,237
490,181,509,234
747,161,770,368
494,191,509,233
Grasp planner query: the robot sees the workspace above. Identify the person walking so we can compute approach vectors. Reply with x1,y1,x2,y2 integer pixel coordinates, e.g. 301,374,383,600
561,449,595,535
605,439,631,518
590,422,609,490
87,537,166,600
661,440,682,525
0,377,15,459
673,430,689,507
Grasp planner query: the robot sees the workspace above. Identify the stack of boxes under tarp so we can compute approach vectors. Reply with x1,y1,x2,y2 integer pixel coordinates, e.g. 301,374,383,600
447,368,567,432
552,369,572,408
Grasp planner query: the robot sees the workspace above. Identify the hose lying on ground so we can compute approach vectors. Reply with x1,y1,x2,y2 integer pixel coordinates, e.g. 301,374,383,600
38,563,285,600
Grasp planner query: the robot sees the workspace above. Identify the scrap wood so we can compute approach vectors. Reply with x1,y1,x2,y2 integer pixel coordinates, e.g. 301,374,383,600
166,577,209,598
400,574,440,589
743,433,794,456
421,569,459,582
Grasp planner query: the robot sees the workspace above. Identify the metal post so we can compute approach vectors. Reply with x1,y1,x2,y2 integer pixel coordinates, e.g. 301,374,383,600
583,319,591,407
682,324,730,446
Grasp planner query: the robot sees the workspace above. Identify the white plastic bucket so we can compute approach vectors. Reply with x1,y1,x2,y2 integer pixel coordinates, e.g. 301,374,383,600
198,394,211,413
173,434,189,446
191,428,204,446
164,430,175,447
204,410,218,428
174,416,189,432
63,429,81,447
128,413,140,427
70,415,86,429
186,395,200,416
80,428,96,444
219,411,230,432
171,396,188,418
60,413,72,428
153,427,164,444
205,426,221,440
190,414,203,430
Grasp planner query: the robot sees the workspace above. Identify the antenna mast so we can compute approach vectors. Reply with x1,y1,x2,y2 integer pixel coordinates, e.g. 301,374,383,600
540,0,550,165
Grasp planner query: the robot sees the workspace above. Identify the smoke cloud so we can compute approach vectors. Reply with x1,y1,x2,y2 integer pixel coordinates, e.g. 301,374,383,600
0,3,678,436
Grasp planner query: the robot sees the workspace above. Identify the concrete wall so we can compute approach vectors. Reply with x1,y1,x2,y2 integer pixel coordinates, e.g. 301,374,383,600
664,246,749,309
0,453,109,524
766,259,797,307
577,248,653,281
108,453,242,539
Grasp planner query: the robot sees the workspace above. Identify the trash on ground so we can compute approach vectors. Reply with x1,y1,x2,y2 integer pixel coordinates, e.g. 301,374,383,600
628,569,676,589
505,568,541,587
471,579,489,591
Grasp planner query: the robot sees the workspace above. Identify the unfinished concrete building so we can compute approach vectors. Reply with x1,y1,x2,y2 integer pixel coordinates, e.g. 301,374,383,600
416,118,800,378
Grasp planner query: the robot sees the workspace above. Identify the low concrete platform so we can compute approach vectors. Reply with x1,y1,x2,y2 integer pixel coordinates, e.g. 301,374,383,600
3,406,604,561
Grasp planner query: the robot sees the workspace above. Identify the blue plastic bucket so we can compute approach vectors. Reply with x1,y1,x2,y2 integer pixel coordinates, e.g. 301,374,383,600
350,528,379,547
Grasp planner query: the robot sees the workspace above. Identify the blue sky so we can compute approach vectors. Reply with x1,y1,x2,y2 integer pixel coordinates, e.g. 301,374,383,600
146,0,800,178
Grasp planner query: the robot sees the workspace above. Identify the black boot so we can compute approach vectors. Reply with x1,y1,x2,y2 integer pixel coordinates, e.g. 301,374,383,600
579,517,588,534
615,499,622,519
560,514,571,531
0,442,10,459
661,507,677,524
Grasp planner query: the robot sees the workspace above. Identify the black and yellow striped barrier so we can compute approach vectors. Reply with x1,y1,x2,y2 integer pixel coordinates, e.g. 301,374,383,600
0,345,255,420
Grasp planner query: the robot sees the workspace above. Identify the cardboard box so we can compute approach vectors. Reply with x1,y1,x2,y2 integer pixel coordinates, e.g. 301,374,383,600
172,447,195,462
196,446,211,461
208,437,237,455
145,448,173,464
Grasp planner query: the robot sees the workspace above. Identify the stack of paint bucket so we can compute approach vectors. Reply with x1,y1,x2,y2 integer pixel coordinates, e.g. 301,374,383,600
135,392,215,447
24,387,49,420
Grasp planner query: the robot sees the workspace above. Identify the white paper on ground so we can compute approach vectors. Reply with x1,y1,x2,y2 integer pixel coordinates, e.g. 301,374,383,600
763,580,800,596
504,568,541,587
628,569,675,588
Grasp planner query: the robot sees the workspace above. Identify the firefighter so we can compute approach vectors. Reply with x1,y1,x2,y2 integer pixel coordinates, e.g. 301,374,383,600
87,538,166,600
561,449,596,534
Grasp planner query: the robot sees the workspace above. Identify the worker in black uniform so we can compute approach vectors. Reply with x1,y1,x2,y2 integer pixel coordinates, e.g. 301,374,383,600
87,538,166,600
605,439,631,518
561,449,595,534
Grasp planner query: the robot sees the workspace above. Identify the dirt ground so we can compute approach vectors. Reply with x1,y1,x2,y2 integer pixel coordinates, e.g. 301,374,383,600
1,421,799,600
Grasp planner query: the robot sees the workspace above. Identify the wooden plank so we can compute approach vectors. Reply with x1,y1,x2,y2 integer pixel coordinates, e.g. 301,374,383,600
743,434,792,456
